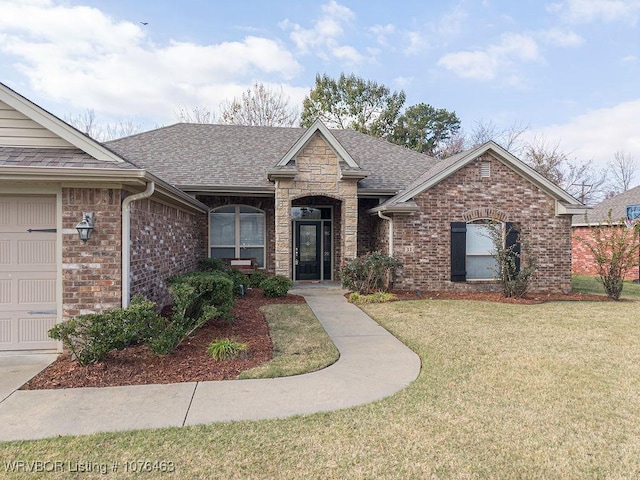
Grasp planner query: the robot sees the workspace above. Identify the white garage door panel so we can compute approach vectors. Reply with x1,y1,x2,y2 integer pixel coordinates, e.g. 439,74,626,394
0,195,57,351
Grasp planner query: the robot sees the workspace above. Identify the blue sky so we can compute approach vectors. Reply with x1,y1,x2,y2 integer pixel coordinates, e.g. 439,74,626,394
1,0,639,174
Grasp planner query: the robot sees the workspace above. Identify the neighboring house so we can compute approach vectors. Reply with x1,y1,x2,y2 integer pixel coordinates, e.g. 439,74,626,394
0,82,587,352
572,185,640,280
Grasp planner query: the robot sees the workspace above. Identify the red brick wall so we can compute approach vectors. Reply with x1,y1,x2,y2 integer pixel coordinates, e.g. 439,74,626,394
62,187,122,317
391,154,573,294
129,198,207,308
572,225,639,280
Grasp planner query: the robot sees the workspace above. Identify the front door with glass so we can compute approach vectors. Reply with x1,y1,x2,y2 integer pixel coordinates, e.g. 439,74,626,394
295,221,321,280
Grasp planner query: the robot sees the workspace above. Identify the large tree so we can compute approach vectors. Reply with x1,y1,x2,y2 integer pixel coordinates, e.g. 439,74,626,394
301,73,405,137
387,103,461,156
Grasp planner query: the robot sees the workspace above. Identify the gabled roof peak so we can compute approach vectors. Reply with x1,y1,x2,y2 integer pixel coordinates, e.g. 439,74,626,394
275,119,361,169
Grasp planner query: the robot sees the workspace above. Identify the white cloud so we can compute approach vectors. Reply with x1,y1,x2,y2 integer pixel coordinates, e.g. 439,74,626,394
437,33,541,81
369,24,395,46
541,28,585,47
280,0,364,65
404,31,429,56
547,0,640,23
530,100,640,169
0,0,301,123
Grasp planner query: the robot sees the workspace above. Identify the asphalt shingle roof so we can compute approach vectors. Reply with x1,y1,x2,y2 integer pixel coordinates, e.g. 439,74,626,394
573,184,640,225
106,124,436,191
0,147,137,169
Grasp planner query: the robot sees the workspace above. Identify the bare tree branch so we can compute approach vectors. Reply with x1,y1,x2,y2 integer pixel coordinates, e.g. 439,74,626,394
64,109,141,141
608,150,638,193
219,82,298,127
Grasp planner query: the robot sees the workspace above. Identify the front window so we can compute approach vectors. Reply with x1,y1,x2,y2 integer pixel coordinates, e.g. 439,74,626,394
466,222,498,280
210,205,265,267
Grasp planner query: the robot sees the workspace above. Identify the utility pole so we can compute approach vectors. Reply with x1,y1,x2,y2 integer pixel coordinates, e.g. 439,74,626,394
571,182,592,204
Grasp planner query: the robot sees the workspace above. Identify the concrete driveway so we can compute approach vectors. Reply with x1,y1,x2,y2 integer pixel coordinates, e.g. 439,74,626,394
0,353,58,402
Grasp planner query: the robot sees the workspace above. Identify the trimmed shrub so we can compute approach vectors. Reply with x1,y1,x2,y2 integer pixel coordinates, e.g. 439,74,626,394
197,257,248,295
341,252,402,294
198,257,230,272
262,275,293,297
248,270,268,289
207,338,249,361
150,272,235,355
48,296,159,366
168,271,234,320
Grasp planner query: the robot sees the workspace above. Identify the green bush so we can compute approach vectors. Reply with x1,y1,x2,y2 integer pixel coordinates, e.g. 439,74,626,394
198,257,229,272
349,291,398,304
168,271,234,320
197,257,248,295
207,338,249,361
150,272,235,355
248,270,268,289
340,252,402,294
48,296,159,366
262,275,293,297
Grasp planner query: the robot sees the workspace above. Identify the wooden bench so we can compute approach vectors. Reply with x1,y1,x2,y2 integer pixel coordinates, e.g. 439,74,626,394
226,258,258,275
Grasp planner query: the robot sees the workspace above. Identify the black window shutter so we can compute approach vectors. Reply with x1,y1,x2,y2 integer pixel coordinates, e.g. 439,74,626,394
505,222,521,274
450,222,466,282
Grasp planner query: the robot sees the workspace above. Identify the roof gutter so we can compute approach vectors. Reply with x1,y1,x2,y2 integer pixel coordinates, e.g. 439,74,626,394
122,181,155,308
378,211,394,257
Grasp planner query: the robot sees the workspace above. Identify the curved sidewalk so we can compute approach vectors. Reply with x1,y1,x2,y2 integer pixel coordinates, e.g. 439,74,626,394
0,287,421,441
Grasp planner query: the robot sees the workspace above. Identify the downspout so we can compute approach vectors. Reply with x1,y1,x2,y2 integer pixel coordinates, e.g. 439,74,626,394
122,181,155,308
378,211,394,257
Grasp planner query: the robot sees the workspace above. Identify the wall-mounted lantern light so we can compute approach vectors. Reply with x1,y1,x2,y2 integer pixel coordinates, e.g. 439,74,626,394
76,212,94,243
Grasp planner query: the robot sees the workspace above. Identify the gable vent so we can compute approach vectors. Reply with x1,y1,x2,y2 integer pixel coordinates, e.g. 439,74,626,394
480,161,491,178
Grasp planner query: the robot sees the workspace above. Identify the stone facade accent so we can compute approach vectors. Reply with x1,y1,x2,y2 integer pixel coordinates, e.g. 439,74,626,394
390,154,574,293
62,187,122,317
129,197,207,308
273,133,360,278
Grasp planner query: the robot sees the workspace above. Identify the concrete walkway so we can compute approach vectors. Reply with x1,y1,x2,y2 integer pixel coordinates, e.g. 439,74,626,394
0,286,421,441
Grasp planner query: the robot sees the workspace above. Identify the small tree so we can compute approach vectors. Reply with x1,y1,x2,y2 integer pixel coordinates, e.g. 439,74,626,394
577,210,640,300
485,222,537,298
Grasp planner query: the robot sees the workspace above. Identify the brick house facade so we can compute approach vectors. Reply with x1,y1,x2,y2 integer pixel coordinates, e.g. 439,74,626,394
571,185,640,281
0,81,588,351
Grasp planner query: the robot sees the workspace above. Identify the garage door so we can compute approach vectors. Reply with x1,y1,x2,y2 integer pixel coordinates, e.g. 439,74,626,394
0,196,57,351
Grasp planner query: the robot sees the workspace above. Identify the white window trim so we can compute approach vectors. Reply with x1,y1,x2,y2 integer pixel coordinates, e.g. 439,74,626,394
210,205,266,268
466,220,500,281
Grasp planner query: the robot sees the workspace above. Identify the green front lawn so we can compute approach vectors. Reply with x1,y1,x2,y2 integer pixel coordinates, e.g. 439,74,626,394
2,297,639,479
572,274,640,300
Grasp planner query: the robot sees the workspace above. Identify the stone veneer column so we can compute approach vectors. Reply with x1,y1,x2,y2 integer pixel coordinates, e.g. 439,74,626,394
272,133,363,279
341,186,359,261
274,180,292,277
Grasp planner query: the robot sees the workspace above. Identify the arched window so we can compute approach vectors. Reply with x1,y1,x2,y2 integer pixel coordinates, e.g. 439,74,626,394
210,205,265,267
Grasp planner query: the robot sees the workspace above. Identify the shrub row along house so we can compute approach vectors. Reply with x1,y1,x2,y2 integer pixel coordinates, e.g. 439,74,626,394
0,82,587,351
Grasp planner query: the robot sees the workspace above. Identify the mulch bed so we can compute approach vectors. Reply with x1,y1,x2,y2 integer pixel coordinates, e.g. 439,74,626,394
23,287,613,391
388,290,613,304
21,289,304,390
